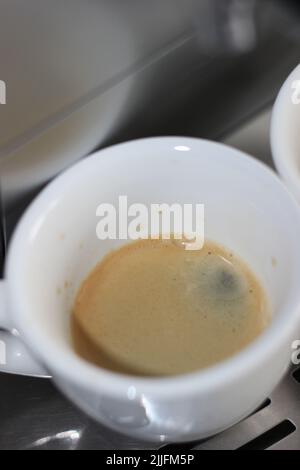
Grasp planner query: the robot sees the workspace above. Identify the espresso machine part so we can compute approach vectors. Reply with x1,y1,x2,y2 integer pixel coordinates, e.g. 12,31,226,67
1,0,300,214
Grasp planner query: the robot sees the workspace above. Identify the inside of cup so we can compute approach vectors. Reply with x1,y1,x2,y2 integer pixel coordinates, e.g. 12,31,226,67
16,139,300,359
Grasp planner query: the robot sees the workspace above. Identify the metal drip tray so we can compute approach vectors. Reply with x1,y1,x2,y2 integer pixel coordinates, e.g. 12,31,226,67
184,365,300,450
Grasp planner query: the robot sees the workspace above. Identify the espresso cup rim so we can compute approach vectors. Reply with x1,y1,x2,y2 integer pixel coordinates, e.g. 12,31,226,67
271,63,300,202
5,136,300,399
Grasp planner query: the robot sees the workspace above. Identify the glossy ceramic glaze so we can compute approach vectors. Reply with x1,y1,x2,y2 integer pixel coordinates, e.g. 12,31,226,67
1,137,300,442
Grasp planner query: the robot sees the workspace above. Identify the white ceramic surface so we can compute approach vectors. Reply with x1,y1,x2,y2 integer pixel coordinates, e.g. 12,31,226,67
1,137,300,442
271,63,300,202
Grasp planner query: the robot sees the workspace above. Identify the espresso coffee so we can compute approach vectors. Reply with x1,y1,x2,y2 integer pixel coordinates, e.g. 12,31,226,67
71,239,270,376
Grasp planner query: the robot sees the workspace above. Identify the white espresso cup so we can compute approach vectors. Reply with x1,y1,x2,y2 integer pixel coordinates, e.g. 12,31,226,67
271,63,300,202
1,137,300,443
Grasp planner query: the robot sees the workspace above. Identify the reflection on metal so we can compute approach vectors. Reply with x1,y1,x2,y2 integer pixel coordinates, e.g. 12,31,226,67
190,366,300,450
28,430,81,451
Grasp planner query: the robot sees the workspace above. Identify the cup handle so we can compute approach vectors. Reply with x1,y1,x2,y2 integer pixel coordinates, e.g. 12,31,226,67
0,280,50,377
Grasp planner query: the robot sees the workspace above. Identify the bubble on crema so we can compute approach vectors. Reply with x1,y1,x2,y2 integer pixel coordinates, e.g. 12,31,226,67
171,234,197,250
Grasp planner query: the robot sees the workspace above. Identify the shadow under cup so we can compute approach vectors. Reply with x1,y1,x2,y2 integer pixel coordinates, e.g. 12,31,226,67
8,137,300,441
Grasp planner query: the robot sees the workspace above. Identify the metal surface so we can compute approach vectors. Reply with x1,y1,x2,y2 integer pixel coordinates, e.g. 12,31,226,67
192,366,300,450
1,106,300,450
